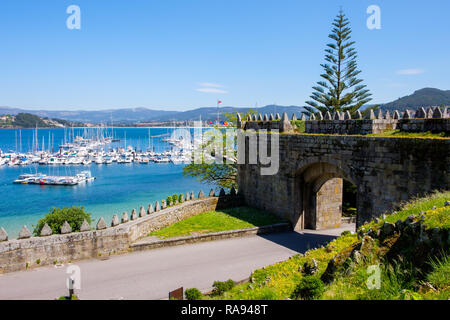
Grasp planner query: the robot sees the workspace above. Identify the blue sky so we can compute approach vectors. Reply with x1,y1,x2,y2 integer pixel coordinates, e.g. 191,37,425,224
0,0,448,111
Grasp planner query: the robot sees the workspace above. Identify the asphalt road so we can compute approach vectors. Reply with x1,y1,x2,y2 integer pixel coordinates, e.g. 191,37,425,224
0,224,354,300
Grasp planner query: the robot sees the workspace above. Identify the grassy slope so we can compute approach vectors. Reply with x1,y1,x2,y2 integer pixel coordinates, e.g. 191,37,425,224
207,191,449,300
149,207,285,239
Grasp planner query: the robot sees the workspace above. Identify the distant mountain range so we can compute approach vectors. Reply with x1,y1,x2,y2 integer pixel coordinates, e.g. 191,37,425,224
0,88,448,123
380,88,450,112
0,105,306,124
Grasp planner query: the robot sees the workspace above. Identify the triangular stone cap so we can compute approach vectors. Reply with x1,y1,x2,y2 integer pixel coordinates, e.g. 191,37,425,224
80,219,90,232
356,110,363,119
198,190,205,198
131,209,137,220
0,227,8,241
18,226,31,239
139,206,145,217
147,204,154,214
122,211,129,223
111,215,120,227
61,221,72,234
40,223,52,236
96,217,107,230
209,189,215,197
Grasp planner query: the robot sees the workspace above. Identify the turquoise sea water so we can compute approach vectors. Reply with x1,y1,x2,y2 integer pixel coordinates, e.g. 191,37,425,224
0,128,214,238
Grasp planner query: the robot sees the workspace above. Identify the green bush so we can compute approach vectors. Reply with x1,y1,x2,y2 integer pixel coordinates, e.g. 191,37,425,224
292,276,324,300
211,279,235,296
33,206,92,236
166,196,173,206
179,194,183,202
185,288,203,300
173,194,178,203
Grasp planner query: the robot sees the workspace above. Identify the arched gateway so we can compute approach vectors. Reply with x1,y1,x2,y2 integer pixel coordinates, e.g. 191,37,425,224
295,162,357,230
237,132,449,230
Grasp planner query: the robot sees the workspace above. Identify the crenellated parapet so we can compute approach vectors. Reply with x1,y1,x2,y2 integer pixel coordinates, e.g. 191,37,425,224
238,106,449,135
0,188,242,273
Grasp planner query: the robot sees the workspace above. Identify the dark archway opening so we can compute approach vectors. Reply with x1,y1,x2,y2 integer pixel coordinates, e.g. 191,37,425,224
296,162,358,231
342,180,357,218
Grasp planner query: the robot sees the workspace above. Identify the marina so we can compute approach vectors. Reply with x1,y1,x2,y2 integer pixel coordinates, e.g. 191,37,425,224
0,127,215,238
1,127,198,169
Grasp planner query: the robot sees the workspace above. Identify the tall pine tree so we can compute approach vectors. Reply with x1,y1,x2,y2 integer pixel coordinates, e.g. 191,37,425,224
305,10,372,115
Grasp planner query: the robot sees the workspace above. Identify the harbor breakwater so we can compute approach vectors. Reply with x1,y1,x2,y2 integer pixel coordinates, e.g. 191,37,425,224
0,190,244,274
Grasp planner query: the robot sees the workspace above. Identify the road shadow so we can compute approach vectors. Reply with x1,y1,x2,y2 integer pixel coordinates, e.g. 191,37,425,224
257,231,338,254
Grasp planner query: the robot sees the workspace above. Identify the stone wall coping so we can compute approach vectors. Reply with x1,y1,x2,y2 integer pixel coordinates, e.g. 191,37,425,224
131,222,292,250
0,196,226,253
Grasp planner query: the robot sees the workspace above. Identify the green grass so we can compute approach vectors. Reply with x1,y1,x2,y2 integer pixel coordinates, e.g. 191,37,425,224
148,207,286,239
368,130,449,138
206,192,450,300
360,191,450,233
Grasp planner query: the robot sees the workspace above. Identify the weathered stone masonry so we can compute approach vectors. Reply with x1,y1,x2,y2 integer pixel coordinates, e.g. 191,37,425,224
0,194,242,273
237,133,450,230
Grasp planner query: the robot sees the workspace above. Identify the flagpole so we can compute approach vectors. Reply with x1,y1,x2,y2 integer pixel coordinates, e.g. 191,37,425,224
217,100,220,125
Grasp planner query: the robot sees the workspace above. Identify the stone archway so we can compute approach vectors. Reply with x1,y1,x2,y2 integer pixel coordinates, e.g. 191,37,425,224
295,162,358,230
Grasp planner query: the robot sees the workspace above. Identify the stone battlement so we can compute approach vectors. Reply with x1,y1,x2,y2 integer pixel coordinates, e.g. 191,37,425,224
238,106,449,135
0,188,242,273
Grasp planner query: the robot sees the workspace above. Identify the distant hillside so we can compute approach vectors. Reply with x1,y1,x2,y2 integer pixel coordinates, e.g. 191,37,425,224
380,88,450,112
0,105,305,124
0,113,84,128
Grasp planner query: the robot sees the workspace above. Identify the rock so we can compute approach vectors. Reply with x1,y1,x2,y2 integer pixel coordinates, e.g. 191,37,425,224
139,206,145,217
444,201,450,207
300,259,319,275
198,190,205,198
40,223,52,236
185,192,190,201
155,201,160,212
61,221,72,234
111,215,120,227
395,219,404,231
147,204,154,214
80,219,91,232
0,227,8,241
209,189,215,197
432,206,437,210
18,226,32,239
380,222,396,239
360,236,376,257
321,258,338,284
190,191,195,200
96,217,107,230
431,228,442,244
122,212,129,223
131,209,137,220
405,215,416,226
351,250,362,264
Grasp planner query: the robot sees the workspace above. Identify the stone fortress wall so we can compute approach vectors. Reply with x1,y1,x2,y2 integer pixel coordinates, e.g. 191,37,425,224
237,106,449,135
237,106,450,231
0,189,242,273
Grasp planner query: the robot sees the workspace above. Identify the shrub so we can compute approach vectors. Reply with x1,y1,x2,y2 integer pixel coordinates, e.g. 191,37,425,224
179,194,183,202
33,206,92,236
211,279,235,296
185,288,203,300
166,196,173,206
173,194,179,203
292,276,324,300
